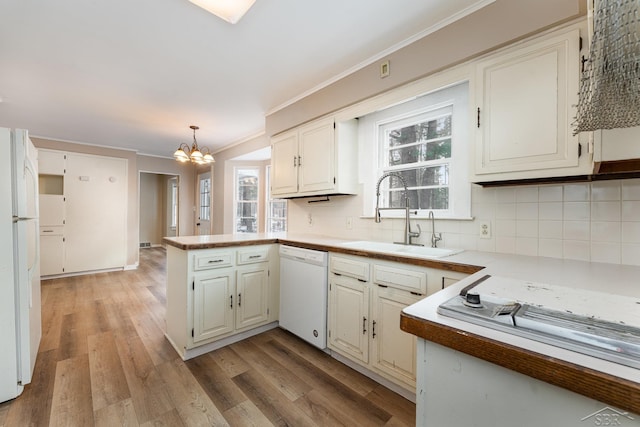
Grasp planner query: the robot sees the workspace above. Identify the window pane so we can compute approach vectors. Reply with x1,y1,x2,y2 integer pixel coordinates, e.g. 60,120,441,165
388,139,451,166
388,116,451,149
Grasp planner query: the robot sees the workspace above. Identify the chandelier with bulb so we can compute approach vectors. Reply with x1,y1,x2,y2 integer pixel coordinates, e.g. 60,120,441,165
173,125,215,164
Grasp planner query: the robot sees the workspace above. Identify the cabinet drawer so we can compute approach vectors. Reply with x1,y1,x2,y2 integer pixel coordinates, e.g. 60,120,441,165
194,251,233,271
237,246,270,265
372,264,426,294
40,226,64,236
330,255,369,281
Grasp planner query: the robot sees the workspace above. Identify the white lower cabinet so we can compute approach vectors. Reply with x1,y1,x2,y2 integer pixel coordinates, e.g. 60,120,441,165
165,244,278,360
370,286,419,387
193,268,235,343
328,253,464,391
235,263,269,331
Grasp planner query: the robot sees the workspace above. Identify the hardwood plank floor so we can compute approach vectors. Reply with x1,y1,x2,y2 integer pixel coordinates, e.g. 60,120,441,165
0,247,416,426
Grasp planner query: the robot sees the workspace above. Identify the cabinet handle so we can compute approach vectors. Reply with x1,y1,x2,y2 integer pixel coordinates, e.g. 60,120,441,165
42,230,54,233
230,295,233,309
238,293,241,307
298,155,302,166
248,255,261,259
208,259,223,264
372,320,376,339
362,316,367,335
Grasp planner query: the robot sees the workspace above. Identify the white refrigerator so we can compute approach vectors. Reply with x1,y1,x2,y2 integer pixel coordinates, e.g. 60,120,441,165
0,128,41,402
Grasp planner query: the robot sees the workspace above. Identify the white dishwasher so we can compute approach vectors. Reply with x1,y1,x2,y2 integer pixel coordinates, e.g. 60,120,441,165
279,245,328,349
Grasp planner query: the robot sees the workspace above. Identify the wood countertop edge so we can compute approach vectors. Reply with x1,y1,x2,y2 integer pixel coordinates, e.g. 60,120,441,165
163,237,483,274
400,312,640,415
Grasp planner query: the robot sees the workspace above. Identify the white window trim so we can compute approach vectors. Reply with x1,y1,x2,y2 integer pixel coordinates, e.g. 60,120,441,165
264,165,287,232
359,80,472,220
233,166,260,234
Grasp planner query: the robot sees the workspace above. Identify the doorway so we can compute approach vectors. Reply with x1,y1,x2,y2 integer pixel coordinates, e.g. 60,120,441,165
196,172,211,235
139,172,180,247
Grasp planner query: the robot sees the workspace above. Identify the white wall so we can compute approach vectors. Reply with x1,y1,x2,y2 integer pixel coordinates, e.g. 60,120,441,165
286,179,640,267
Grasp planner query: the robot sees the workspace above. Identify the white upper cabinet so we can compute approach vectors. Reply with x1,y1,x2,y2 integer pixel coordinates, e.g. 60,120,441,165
270,116,358,198
472,22,593,182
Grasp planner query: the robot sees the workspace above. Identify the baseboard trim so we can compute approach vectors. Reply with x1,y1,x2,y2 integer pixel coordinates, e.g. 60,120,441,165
165,322,280,361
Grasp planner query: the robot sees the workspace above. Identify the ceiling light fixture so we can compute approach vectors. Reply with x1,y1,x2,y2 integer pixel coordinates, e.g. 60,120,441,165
188,0,256,24
173,125,215,164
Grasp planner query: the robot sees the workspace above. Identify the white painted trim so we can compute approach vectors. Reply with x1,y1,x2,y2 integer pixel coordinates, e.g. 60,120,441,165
166,322,279,361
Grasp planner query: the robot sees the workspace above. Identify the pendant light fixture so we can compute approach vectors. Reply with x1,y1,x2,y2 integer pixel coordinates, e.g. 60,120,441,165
173,125,215,164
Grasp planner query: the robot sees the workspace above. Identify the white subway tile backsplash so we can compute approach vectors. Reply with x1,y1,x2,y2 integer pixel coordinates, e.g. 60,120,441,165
622,222,640,243
516,203,538,220
495,236,516,254
539,239,563,259
495,219,516,237
516,237,538,256
563,221,590,240
591,221,620,243
591,242,621,264
539,220,562,238
495,187,516,204
516,220,538,238
622,201,640,221
563,240,590,261
495,203,516,220
539,185,563,202
591,201,620,221
539,202,562,220
564,183,590,201
516,187,538,203
563,202,590,221
622,243,640,266
622,179,640,201
472,185,496,204
291,179,640,267
591,181,621,201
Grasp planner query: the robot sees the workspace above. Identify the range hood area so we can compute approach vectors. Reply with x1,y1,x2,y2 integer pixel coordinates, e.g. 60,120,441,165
437,275,640,369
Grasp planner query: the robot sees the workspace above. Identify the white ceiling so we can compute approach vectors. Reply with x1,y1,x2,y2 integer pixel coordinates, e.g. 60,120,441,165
0,0,489,158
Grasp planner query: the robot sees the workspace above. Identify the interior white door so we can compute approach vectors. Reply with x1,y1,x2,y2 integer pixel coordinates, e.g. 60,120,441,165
196,172,211,235
64,153,126,273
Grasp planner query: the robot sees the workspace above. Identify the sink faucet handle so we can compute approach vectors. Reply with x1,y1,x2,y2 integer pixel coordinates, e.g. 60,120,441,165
414,223,421,236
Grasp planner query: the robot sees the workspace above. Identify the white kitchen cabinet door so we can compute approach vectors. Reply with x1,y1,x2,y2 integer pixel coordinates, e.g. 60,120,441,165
38,149,66,175
270,130,299,196
193,269,235,343
370,286,419,387
64,153,126,273
473,25,590,182
328,274,370,364
298,117,335,193
235,263,269,331
40,233,64,276
39,194,64,226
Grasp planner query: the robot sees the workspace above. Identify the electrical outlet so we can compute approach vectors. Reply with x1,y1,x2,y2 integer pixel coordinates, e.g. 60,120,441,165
479,221,491,239
346,216,353,230
307,213,313,226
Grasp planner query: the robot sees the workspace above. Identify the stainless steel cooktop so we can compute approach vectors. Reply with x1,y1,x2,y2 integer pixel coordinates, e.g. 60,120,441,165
437,275,640,369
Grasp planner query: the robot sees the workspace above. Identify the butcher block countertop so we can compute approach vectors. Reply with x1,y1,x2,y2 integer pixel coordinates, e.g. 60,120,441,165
164,232,639,414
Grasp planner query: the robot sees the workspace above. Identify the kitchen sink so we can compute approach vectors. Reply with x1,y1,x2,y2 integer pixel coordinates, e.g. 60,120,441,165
339,240,463,259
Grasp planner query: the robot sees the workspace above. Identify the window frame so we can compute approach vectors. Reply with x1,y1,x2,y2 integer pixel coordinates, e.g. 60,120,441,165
265,165,287,232
357,79,471,220
378,104,455,215
234,166,260,234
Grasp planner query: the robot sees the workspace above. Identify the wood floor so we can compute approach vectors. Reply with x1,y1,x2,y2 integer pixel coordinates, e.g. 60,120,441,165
0,247,416,426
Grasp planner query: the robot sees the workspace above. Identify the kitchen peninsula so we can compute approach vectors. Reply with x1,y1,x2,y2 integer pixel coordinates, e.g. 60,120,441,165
164,233,640,425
